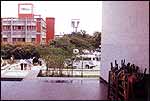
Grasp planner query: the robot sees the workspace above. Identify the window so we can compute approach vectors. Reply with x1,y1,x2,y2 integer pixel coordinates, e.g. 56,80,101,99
33,26,36,30
12,38,17,42
83,57,91,61
18,26,21,30
3,26,11,31
21,26,25,30
3,38,7,42
22,38,25,42
96,57,100,61
31,38,35,42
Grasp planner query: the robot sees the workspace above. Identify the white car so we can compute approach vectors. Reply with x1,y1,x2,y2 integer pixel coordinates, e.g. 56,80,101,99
72,54,101,69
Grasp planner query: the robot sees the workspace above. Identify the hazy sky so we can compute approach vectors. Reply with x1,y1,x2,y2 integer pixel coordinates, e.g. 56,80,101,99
1,1,102,35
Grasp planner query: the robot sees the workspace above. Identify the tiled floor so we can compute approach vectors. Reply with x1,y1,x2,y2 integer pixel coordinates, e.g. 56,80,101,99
1,78,108,100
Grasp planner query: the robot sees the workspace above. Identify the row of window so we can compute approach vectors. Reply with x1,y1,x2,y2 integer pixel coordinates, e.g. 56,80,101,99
2,38,35,42
12,38,25,42
2,26,36,31
2,38,46,43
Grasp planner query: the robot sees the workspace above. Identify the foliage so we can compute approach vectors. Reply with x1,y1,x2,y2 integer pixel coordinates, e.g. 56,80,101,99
1,43,39,59
93,31,101,48
1,31,101,69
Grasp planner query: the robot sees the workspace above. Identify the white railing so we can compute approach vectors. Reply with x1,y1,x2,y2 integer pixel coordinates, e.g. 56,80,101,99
12,21,25,25
2,21,11,24
41,68,100,77
27,21,36,26
1,31,11,35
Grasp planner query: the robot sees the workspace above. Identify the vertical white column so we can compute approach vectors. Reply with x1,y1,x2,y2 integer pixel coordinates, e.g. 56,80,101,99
25,18,27,42
10,17,13,43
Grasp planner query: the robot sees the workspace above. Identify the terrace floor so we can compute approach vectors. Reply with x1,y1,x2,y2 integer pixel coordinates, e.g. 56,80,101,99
1,77,108,100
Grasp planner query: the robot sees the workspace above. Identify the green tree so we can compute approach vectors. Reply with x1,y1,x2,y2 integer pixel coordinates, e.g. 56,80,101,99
93,31,101,48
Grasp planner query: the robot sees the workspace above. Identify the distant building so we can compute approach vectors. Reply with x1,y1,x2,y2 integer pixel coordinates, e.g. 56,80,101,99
1,3,55,44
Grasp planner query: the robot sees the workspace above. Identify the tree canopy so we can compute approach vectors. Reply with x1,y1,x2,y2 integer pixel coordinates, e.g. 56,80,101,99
1,31,101,68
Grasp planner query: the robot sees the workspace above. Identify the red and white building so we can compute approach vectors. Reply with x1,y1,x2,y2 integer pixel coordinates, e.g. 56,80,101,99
1,3,55,44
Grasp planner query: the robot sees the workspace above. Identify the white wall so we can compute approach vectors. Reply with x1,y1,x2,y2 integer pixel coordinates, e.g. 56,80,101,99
101,1,149,82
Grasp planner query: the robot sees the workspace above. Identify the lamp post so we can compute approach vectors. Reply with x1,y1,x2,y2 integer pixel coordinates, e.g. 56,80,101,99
81,56,83,77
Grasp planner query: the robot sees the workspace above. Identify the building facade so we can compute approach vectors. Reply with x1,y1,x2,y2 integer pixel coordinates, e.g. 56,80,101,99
1,3,54,44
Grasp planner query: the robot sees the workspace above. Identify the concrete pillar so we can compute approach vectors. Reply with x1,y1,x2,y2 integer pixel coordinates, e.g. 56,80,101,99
101,1,149,82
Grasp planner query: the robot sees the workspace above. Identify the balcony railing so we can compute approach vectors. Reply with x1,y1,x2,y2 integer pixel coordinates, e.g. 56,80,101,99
12,31,25,34
1,31,11,35
2,21,11,25
27,21,36,26
11,21,36,26
11,35,25,38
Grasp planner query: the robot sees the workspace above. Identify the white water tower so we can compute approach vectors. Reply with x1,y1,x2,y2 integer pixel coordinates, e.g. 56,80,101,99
71,19,80,33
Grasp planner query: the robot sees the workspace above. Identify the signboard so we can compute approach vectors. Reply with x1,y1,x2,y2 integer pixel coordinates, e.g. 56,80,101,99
19,4,32,14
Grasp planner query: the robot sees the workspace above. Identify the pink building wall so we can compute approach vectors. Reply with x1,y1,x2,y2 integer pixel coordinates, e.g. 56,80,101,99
101,1,149,81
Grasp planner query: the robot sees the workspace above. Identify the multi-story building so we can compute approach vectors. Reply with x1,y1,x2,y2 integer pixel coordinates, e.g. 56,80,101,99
1,3,54,44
